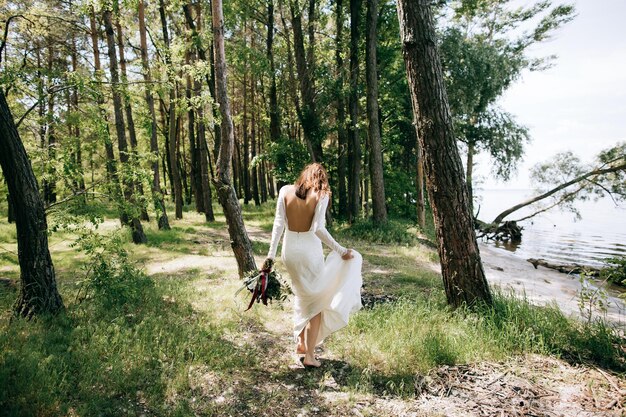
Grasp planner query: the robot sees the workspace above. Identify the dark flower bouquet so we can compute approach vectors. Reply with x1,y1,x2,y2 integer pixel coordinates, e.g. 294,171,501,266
236,258,292,310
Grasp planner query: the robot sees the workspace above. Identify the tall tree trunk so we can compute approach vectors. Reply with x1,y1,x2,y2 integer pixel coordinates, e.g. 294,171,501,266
466,142,475,215
159,0,183,219
335,0,349,218
267,0,281,144
365,0,387,223
348,0,361,222
186,51,204,213
89,8,125,226
70,34,86,201
242,45,251,204
0,89,64,318
397,1,492,307
290,2,323,162
415,124,426,228
103,8,147,244
195,79,215,222
115,16,149,221
43,44,57,205
251,73,261,206
138,0,170,230
212,0,256,276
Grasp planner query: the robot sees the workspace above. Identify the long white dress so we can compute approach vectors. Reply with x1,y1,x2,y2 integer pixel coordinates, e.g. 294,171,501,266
267,185,363,346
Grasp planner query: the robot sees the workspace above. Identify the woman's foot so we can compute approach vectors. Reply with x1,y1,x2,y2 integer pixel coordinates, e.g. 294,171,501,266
296,342,306,355
302,355,321,368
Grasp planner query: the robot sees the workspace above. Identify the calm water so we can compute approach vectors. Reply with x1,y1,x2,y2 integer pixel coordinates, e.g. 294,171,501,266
476,189,626,267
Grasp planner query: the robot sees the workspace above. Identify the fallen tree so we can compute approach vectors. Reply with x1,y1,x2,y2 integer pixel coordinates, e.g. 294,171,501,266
477,143,626,241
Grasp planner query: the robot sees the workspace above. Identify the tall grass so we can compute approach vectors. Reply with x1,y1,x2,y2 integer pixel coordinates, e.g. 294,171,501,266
0,277,255,417
328,291,625,396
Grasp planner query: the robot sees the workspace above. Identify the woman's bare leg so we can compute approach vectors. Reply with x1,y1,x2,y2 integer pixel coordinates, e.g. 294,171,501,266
297,328,306,354
304,313,321,367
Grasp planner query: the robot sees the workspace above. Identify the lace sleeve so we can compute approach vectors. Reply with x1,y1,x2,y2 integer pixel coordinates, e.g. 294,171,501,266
312,195,348,256
267,186,287,259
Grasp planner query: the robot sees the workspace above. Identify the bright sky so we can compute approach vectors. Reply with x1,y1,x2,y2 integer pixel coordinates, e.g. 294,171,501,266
475,0,626,190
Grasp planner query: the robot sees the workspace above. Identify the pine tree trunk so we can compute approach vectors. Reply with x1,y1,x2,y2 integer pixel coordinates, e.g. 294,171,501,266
43,44,57,205
466,142,475,215
242,52,251,204
195,78,215,222
251,73,261,206
267,0,281,145
397,1,492,307
159,0,183,219
365,0,387,224
290,3,323,162
89,8,127,228
348,0,361,222
115,17,149,221
212,0,257,277
138,0,170,230
415,124,426,228
0,89,64,318
70,35,86,202
103,9,147,244
335,0,349,218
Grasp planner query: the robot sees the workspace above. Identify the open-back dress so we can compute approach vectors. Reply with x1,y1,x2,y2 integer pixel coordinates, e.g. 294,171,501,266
267,185,363,346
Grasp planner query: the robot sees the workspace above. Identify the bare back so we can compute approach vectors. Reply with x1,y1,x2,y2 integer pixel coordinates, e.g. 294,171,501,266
284,186,320,232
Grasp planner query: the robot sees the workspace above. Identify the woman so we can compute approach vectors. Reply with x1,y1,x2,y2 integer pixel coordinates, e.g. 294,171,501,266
265,163,363,368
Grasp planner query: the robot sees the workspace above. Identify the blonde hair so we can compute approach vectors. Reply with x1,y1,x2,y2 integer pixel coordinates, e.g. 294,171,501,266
294,163,331,199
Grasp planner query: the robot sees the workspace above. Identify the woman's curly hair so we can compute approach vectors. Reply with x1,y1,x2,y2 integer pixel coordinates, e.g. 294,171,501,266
294,163,331,199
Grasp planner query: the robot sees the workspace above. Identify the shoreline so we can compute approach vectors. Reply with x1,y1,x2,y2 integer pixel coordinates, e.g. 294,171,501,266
477,242,626,326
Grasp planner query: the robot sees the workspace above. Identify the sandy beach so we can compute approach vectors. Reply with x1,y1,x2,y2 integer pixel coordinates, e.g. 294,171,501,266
478,242,626,327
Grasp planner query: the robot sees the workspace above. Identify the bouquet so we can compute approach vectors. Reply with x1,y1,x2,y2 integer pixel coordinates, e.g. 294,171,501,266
235,258,292,310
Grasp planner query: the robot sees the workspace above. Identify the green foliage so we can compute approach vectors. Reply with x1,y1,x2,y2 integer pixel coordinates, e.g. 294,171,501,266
265,137,311,184
601,257,626,288
527,143,626,220
336,218,420,246
439,1,575,187
73,229,154,312
577,273,610,324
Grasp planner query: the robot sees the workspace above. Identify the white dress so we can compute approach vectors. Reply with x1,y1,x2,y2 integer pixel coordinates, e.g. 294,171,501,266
267,185,363,346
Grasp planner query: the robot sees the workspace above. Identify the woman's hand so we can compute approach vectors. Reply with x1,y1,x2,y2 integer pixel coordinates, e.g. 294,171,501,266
341,249,354,260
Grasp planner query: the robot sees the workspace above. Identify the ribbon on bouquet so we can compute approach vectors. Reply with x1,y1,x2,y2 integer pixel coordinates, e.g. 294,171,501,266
245,267,272,311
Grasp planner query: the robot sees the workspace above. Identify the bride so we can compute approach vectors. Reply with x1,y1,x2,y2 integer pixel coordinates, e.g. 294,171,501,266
265,163,363,368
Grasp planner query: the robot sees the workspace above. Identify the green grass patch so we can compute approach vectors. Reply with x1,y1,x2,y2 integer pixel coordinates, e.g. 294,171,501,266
328,291,625,396
0,277,255,417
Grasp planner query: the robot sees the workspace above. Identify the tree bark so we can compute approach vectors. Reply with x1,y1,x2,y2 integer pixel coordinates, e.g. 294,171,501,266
115,16,149,221
267,0,281,144
348,0,361,222
415,124,426,228
0,89,64,318
466,142,475,215
365,0,387,224
397,1,492,307
138,0,170,230
335,0,349,218
212,0,257,276
103,9,147,244
290,1,323,162
159,0,183,219
43,44,57,205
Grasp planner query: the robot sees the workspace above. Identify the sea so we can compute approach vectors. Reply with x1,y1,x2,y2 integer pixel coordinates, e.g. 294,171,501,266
476,189,626,268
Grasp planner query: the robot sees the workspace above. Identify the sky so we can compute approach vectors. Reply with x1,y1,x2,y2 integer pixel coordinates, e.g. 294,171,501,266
475,0,626,190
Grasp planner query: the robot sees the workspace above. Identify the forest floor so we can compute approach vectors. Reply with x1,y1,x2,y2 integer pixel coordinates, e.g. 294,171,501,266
1,202,625,416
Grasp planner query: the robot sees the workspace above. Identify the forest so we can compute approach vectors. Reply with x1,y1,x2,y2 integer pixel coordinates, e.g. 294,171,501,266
1,0,625,415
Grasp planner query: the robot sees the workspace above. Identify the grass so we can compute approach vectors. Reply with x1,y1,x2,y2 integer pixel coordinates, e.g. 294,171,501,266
0,198,624,415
